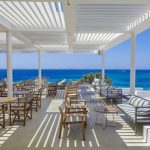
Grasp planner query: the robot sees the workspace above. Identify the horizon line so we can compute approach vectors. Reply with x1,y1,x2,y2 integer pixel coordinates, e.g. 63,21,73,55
1,68,150,70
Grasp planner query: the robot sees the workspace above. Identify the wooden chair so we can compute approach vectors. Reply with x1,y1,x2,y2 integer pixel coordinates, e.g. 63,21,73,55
0,104,5,128
47,83,58,97
32,88,42,111
10,95,33,126
58,105,86,140
16,84,26,91
65,86,78,101
0,87,7,97
64,97,88,124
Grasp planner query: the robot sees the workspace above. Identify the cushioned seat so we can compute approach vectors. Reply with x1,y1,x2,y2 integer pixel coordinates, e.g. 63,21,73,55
117,95,150,128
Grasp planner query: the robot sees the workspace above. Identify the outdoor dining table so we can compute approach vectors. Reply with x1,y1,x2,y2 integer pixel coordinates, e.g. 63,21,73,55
0,97,17,125
13,90,29,97
24,85,35,91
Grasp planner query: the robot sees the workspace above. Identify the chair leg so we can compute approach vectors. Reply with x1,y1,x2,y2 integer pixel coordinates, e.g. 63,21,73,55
9,104,11,126
23,111,26,126
36,100,38,111
2,105,5,128
59,121,63,138
135,123,137,135
82,117,85,141
30,107,32,119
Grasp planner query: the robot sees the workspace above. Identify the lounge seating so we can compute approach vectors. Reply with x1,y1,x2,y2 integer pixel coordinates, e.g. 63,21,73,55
122,87,143,99
0,104,5,128
117,95,150,132
135,90,150,100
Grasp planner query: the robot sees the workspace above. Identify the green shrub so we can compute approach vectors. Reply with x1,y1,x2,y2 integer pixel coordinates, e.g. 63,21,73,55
78,72,112,84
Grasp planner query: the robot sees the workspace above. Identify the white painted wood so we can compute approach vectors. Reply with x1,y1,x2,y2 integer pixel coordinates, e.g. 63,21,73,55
62,0,74,51
6,31,13,96
130,32,136,95
0,0,150,54
38,49,42,84
101,51,105,82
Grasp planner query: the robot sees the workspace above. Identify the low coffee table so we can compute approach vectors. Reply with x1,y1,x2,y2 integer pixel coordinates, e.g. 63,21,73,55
93,105,118,128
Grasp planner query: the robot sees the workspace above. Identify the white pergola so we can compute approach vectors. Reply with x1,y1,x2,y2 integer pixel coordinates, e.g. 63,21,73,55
0,0,150,96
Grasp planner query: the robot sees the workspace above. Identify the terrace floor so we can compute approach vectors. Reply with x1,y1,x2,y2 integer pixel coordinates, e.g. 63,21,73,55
0,87,150,150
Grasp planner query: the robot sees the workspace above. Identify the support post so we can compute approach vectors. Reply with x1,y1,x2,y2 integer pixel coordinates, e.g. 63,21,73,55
130,32,136,95
101,52,105,82
38,49,42,84
6,31,13,97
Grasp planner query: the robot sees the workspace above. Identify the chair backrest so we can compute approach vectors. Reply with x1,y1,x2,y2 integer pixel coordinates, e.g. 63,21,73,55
38,88,42,94
101,83,111,92
65,97,70,107
59,102,66,116
58,106,63,116
26,94,34,102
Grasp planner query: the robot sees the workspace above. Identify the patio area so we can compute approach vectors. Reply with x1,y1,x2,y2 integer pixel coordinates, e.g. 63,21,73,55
0,87,150,150
0,0,150,149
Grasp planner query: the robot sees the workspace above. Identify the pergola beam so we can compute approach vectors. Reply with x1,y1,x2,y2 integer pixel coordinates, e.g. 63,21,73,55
11,28,65,32
0,0,150,54
62,0,74,51
0,14,41,50
0,0,150,5
73,0,150,5
0,15,12,31
104,17,150,51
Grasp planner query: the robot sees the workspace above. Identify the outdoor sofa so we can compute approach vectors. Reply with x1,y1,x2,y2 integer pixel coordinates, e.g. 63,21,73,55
117,95,150,132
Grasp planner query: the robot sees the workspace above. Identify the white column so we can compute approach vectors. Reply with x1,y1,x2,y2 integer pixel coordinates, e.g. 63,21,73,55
130,32,136,95
38,49,42,84
6,31,13,97
101,52,105,82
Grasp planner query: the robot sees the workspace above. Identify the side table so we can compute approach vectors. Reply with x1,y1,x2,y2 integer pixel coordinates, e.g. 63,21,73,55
93,105,118,128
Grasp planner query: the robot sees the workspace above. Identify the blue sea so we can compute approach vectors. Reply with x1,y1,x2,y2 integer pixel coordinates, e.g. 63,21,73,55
0,69,150,90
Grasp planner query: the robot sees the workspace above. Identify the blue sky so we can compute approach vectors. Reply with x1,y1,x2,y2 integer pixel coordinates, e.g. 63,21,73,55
0,28,150,69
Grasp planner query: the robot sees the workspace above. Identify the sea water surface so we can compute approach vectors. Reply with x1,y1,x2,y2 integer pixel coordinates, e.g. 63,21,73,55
0,69,150,90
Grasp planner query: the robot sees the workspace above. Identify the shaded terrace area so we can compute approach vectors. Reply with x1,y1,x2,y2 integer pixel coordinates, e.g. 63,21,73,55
0,0,150,149
0,87,150,150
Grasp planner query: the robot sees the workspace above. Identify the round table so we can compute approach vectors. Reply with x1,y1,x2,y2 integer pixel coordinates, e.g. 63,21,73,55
93,105,118,128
